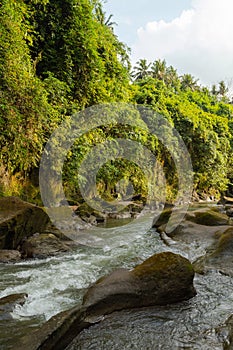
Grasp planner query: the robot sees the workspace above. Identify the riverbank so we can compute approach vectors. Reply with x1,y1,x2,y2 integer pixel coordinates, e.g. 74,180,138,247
1,198,233,349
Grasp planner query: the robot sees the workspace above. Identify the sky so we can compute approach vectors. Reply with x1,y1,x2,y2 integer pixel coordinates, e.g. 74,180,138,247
103,0,233,88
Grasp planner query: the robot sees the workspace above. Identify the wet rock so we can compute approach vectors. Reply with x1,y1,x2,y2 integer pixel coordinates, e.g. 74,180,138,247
215,314,233,349
17,252,195,350
0,293,27,320
194,227,233,276
0,249,21,262
153,206,231,231
187,208,231,226
17,305,91,350
153,206,232,248
226,207,233,218
74,203,106,224
21,233,71,259
83,252,196,316
74,201,142,223
0,196,50,249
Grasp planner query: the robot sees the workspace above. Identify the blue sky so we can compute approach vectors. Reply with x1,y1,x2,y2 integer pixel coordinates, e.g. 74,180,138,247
103,0,192,46
103,0,233,88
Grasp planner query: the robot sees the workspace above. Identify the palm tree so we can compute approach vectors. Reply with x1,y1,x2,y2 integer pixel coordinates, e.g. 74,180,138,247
150,59,167,81
132,59,151,80
165,65,180,90
94,2,117,29
218,80,229,98
211,84,218,96
180,74,199,91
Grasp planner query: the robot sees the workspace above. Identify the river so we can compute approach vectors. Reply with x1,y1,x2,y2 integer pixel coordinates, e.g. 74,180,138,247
0,209,233,349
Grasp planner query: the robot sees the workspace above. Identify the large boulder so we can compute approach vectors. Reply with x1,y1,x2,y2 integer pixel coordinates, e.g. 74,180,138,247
17,252,195,350
153,206,232,247
20,233,71,259
194,227,233,275
0,197,50,249
153,206,231,232
17,305,91,350
83,252,196,316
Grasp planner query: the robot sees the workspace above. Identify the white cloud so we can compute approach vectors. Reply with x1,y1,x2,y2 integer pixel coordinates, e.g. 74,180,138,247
132,0,233,86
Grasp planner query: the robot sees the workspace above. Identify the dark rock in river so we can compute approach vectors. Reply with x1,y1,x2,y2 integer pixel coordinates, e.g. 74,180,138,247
226,207,233,218
0,249,21,262
17,252,195,350
0,293,27,320
83,252,196,316
21,233,71,259
74,202,106,224
0,197,50,249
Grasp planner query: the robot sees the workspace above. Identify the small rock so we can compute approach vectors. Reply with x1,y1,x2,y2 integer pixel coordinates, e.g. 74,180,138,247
0,249,21,263
226,207,233,218
0,293,27,320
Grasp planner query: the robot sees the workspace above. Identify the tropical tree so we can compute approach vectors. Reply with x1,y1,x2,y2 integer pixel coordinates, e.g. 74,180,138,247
94,1,117,29
27,0,131,107
150,59,167,81
164,65,180,90
0,0,57,197
211,84,218,97
218,80,229,99
180,73,199,91
132,59,151,80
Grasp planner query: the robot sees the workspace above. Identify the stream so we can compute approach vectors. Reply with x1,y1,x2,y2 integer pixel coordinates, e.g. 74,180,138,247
0,209,233,349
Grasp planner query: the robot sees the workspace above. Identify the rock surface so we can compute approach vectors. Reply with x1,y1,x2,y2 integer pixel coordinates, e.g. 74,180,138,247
20,233,71,258
0,293,27,320
153,206,233,248
215,314,233,349
0,249,21,262
0,197,50,249
194,227,233,275
83,251,196,316
17,252,196,350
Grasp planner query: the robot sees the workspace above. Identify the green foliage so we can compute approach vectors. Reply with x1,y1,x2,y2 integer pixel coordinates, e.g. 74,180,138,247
131,73,233,196
1,1,233,202
26,0,131,107
0,0,131,199
0,0,58,176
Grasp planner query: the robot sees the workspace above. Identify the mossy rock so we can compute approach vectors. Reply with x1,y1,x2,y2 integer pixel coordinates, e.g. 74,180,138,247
0,197,50,249
83,252,196,316
17,252,196,350
187,209,230,226
153,206,232,247
20,233,71,258
214,228,233,254
193,227,233,275
152,206,174,231
74,202,106,224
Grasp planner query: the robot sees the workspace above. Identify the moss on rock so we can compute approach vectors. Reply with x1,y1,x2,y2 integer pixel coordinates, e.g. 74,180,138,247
0,197,50,249
83,252,196,316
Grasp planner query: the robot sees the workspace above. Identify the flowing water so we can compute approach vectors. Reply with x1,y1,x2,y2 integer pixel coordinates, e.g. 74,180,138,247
0,210,233,349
